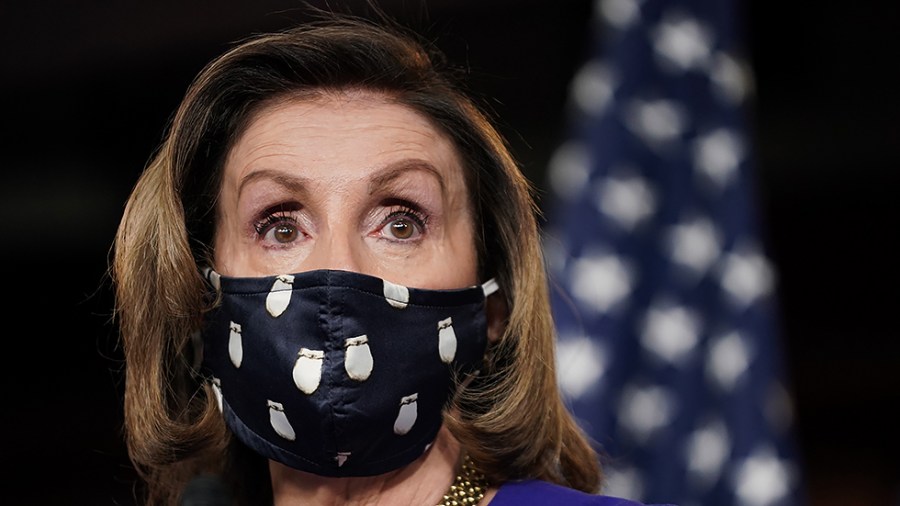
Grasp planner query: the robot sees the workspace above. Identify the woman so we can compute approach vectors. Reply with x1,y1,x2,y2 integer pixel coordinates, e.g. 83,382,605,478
112,10,670,506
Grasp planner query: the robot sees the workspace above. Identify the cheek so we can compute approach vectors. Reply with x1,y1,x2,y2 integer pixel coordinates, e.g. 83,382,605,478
212,230,238,275
432,219,480,287
212,211,248,276
452,235,479,283
372,219,478,290
454,208,480,276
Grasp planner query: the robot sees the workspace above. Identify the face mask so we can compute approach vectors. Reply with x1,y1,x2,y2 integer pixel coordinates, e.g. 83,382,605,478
199,268,499,477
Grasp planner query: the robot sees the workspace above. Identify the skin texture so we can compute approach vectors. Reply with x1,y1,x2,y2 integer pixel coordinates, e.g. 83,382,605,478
214,90,478,289
214,90,498,505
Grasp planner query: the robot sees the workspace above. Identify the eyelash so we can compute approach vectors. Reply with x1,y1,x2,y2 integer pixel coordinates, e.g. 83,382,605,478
383,204,428,229
253,208,298,237
250,203,430,243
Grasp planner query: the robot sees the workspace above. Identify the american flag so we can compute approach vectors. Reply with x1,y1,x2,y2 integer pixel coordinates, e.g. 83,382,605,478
542,0,805,504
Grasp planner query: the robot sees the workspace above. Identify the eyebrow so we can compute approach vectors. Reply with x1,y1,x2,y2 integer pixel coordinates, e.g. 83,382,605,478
236,158,446,198
238,169,311,199
368,159,446,196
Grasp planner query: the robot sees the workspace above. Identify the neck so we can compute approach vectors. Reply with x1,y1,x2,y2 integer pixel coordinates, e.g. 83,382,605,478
270,426,464,506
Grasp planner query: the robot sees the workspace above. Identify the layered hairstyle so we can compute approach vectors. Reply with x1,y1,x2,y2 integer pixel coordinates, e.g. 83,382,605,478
112,10,601,506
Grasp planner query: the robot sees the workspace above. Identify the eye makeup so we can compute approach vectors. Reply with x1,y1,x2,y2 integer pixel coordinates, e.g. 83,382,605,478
375,201,429,242
250,202,307,247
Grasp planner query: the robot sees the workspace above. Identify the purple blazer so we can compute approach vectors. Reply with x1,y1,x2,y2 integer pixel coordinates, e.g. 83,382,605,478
491,479,677,505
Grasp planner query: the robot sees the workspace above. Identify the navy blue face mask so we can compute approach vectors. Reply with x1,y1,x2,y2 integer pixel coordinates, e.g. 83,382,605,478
199,268,499,477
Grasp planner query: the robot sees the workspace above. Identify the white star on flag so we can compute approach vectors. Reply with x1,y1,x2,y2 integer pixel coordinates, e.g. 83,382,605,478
594,170,657,229
543,0,803,503
640,302,702,365
598,0,643,29
556,335,608,399
716,244,776,308
603,465,645,501
569,253,635,314
684,419,730,487
666,216,723,277
548,140,592,201
710,51,754,104
707,331,753,391
693,128,745,190
572,60,618,115
623,98,688,148
618,384,676,442
652,12,713,72
732,446,793,506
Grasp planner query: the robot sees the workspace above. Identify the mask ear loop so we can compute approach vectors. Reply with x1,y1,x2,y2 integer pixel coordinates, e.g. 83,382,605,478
190,266,221,378
454,278,501,393
202,266,222,291
481,278,499,297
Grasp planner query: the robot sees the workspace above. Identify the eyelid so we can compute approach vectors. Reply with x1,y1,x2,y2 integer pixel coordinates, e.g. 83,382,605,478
384,204,427,226
252,202,304,241
375,202,429,241
254,212,296,235
254,204,294,228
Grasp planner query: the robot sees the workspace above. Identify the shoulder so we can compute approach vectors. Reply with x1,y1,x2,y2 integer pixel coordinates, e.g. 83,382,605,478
491,479,676,506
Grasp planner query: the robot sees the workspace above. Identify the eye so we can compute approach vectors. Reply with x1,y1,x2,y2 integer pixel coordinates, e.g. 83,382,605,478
388,218,415,239
270,223,298,243
254,205,302,245
379,205,427,242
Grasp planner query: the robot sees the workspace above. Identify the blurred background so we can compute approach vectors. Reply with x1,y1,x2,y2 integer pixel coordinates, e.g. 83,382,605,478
1,0,896,504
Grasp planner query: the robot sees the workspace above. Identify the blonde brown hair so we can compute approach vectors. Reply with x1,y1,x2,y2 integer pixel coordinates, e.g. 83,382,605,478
112,11,601,505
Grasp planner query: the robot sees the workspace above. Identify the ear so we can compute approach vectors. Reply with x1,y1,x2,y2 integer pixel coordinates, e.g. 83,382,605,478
485,293,509,343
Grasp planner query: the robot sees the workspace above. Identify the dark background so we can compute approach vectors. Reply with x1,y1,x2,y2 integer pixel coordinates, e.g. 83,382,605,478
2,1,897,504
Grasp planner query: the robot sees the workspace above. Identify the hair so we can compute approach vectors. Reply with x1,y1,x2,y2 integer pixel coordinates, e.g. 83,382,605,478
112,8,601,506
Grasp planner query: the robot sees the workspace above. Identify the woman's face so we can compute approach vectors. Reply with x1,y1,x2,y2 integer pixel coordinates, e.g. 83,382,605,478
213,91,479,290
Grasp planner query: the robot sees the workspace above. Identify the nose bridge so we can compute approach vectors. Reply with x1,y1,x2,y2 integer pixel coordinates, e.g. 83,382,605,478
306,222,363,273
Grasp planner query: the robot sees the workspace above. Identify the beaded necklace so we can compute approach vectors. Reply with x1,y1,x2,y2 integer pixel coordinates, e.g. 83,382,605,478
436,453,488,506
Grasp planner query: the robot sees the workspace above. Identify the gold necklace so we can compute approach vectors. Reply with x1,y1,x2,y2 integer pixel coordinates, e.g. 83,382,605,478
436,453,488,506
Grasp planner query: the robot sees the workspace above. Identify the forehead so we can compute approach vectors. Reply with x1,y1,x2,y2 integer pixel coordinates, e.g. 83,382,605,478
224,91,467,188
